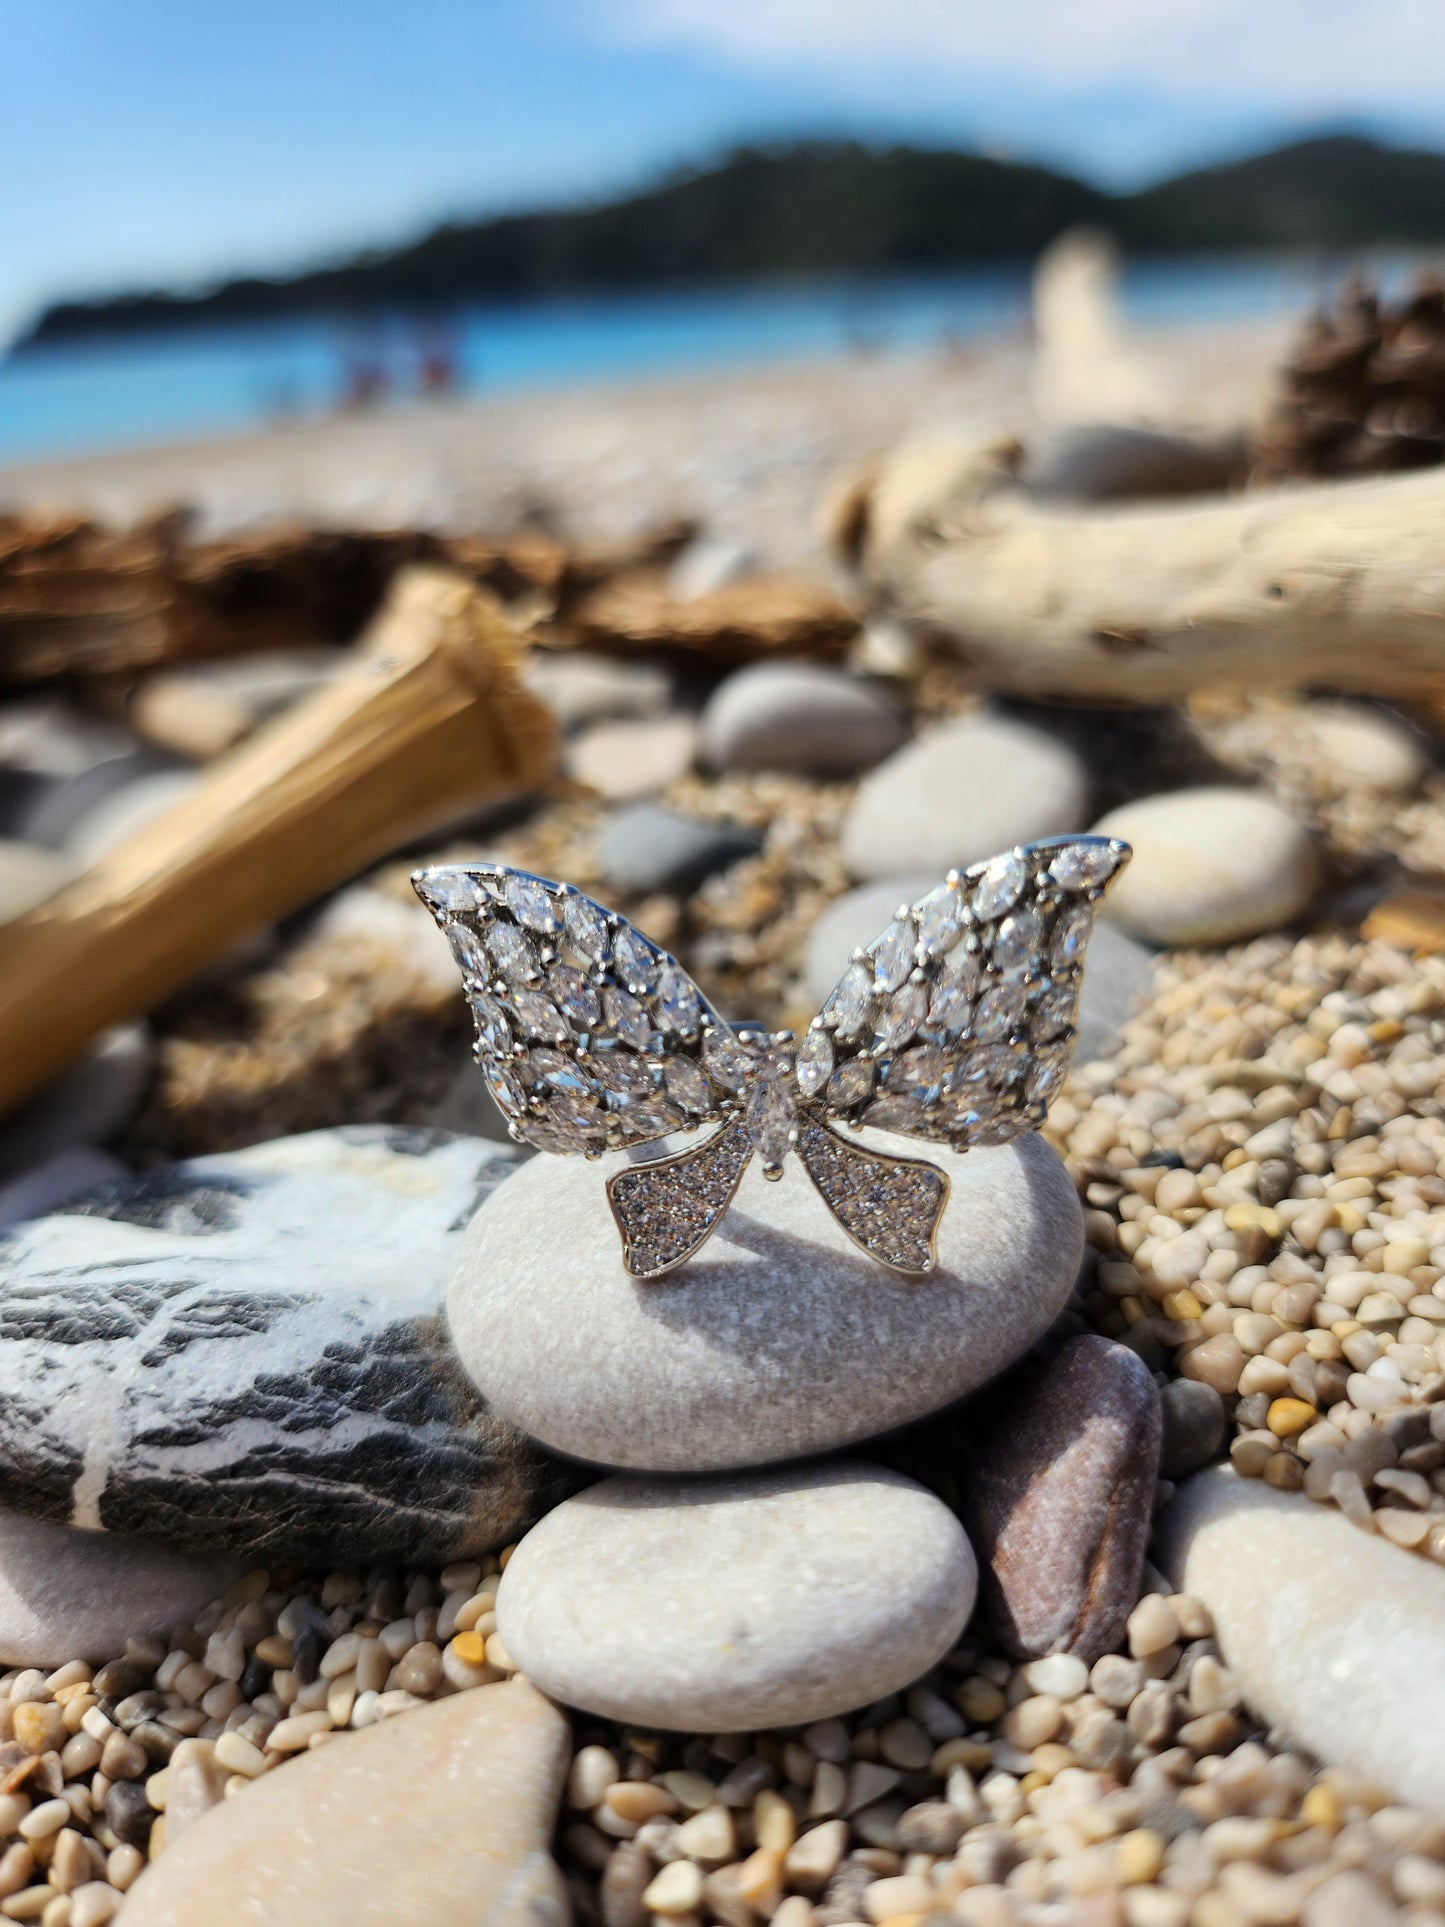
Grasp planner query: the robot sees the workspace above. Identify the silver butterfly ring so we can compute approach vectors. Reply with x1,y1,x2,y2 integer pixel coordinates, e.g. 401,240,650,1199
413,835,1130,1280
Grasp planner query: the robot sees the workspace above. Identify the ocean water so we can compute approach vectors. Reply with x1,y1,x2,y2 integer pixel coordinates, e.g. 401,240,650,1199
0,254,1422,465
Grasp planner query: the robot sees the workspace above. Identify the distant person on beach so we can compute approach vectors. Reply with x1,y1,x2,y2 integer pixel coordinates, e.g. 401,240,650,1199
339,327,389,412
415,321,461,398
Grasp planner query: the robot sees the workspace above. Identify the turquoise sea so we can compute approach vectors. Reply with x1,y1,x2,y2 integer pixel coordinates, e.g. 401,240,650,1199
0,253,1427,464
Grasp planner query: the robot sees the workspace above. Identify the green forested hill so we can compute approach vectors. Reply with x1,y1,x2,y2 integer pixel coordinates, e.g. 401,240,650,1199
19,133,1445,348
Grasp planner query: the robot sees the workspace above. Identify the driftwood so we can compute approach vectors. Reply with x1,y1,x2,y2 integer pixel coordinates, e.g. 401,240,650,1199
0,567,555,1117
557,572,856,663
834,442,1445,703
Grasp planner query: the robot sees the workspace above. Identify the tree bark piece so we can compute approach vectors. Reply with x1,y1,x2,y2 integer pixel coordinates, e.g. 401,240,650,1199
841,445,1445,702
0,566,556,1118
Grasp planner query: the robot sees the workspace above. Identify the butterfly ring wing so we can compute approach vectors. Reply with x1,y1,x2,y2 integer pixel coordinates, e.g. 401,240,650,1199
796,834,1132,1152
411,863,759,1156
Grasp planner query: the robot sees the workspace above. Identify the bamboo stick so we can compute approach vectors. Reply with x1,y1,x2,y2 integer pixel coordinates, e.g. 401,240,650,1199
0,566,556,1117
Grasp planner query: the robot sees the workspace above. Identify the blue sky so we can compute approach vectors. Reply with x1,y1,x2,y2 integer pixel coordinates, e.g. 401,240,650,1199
3,0,1444,343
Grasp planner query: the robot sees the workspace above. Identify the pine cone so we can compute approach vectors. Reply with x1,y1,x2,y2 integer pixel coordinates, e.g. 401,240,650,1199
1253,274,1445,483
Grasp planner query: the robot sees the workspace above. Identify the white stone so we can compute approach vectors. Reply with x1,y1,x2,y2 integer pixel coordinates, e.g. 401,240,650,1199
1157,1468,1445,1818
498,1462,976,1729
1293,701,1427,792
840,714,1087,882
0,840,74,924
700,663,907,777
120,1680,570,1927
448,1129,1082,1472
0,1506,242,1667
1091,788,1320,946
566,715,698,800
802,878,940,1011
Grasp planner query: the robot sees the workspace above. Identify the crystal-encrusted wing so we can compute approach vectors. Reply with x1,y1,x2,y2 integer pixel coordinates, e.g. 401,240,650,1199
795,835,1131,1153
412,864,734,1156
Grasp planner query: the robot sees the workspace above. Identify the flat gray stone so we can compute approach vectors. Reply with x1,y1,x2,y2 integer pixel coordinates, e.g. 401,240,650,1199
0,1505,242,1668
597,802,763,896
0,1148,128,1231
1092,787,1321,946
1072,921,1156,1063
964,1335,1160,1662
449,1129,1082,1472
525,651,671,731
840,713,1088,882
498,1462,975,1730
1023,424,1243,501
67,769,201,863
122,1679,571,1927
700,663,908,776
1158,1468,1445,1818
0,1126,564,1562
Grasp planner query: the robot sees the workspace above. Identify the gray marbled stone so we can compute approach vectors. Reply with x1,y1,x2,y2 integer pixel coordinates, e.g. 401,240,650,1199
449,1130,1082,1473
0,1126,562,1562
597,802,762,896
700,663,908,777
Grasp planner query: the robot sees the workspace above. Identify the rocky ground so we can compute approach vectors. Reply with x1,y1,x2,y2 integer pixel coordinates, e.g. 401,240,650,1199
0,333,1441,1925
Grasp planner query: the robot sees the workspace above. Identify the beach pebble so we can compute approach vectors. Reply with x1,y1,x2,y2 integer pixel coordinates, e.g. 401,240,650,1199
65,769,201,864
597,802,763,896
1158,1468,1445,1817
305,884,458,994
497,1463,975,1730
0,1126,563,1560
0,1147,129,1230
839,712,1087,882
120,1679,570,1927
1022,423,1242,501
0,840,73,923
0,1505,242,1667
1291,701,1428,791
0,1024,152,1183
449,1129,1081,1472
699,663,908,777
1158,1378,1228,1481
1091,787,1320,945
963,1335,1161,1662
18,750,175,849
525,651,671,731
566,715,697,799
667,536,756,600
131,650,339,759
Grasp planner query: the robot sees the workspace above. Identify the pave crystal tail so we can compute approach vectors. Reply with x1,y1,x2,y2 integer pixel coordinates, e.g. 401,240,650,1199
606,1120,754,1279
794,1114,949,1275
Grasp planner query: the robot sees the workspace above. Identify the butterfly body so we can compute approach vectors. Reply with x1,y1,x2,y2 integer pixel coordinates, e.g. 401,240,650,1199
413,834,1130,1279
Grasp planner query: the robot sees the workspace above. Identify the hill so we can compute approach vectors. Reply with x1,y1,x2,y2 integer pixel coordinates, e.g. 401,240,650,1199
18,133,1445,349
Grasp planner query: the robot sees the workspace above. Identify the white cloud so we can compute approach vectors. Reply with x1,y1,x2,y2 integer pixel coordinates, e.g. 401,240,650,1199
611,0,1445,112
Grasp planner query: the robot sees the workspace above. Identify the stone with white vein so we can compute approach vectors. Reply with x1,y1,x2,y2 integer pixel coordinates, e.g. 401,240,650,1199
0,1127,562,1561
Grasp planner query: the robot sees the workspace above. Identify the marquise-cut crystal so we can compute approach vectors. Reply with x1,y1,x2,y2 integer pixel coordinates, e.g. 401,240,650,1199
448,922,491,980
662,1055,713,1112
928,942,983,1032
886,1044,949,1095
958,1042,1019,1093
527,1047,590,1097
469,992,511,1056
992,906,1048,979
419,871,480,915
863,1094,928,1133
973,983,1027,1044
1051,900,1093,970
870,918,916,993
1034,981,1075,1037
602,985,654,1051
487,922,541,986
1028,1050,1070,1106
826,1058,875,1108
549,965,601,1032
826,962,875,1040
563,893,610,964
504,875,559,934
702,1026,757,1092
794,1029,834,1100
973,851,1028,921
913,882,964,957
592,1052,657,1108
484,1062,528,1118
656,963,704,1035
1049,839,1121,892
611,927,658,994
874,980,929,1053
510,989,567,1041
746,1059,797,1167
